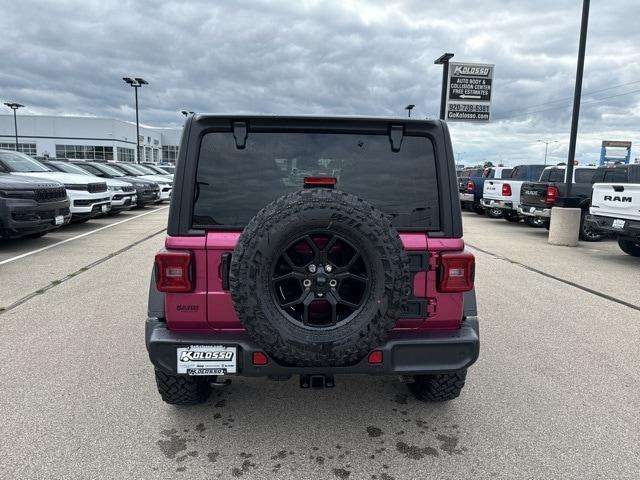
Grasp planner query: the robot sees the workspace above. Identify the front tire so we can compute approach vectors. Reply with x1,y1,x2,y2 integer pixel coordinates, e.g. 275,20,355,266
618,238,640,257
154,370,212,405
408,370,467,402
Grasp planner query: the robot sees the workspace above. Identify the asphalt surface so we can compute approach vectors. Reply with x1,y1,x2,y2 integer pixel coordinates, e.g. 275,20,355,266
1,209,639,479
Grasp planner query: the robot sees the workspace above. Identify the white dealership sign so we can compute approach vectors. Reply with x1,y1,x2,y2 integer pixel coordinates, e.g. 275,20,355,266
446,62,494,122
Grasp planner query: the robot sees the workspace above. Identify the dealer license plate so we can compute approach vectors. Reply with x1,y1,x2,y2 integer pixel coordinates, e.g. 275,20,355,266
612,219,625,229
177,345,237,375
54,215,64,225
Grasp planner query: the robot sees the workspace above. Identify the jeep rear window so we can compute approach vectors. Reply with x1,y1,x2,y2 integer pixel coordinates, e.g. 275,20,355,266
193,131,440,230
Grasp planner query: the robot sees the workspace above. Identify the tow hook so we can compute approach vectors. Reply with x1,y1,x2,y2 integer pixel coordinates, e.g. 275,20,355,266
300,374,335,389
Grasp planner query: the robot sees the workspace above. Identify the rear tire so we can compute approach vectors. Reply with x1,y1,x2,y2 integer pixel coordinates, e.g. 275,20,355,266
618,238,640,257
154,370,212,405
408,370,467,402
486,208,503,219
579,210,605,242
472,203,485,215
524,216,544,228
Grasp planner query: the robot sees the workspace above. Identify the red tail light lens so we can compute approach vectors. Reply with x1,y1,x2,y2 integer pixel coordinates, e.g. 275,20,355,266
368,350,383,364
466,180,475,193
155,250,193,292
546,186,559,204
501,183,512,196
438,252,475,293
252,352,269,365
304,176,337,187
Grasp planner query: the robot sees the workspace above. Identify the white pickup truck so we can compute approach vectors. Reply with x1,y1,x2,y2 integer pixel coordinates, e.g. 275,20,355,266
586,164,640,257
481,164,546,225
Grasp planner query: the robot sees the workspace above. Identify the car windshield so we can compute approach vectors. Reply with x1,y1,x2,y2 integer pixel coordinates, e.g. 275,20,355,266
94,163,126,177
0,151,52,172
159,165,175,174
147,165,170,174
113,164,144,176
50,162,91,176
193,131,440,230
135,165,158,175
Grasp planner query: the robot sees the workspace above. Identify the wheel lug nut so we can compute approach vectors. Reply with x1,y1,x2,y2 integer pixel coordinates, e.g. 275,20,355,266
303,279,312,288
329,279,337,288
308,264,317,273
325,265,333,273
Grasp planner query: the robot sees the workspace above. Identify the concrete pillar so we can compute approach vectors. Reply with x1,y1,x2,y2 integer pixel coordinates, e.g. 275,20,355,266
548,207,581,246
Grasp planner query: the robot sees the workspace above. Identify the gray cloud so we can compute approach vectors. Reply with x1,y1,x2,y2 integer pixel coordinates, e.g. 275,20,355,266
1,0,638,165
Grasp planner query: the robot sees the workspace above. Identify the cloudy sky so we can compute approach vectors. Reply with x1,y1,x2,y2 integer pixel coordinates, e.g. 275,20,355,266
1,0,639,166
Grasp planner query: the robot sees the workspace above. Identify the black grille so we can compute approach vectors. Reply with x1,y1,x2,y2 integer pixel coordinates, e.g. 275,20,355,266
88,183,107,193
122,185,135,192
35,187,67,203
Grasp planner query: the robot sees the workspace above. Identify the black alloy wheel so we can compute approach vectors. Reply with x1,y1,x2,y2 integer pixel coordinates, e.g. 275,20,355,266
271,232,370,328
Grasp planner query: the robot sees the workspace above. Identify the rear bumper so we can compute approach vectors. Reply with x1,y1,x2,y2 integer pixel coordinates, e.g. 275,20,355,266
481,198,512,210
517,205,551,218
145,317,480,376
585,214,640,238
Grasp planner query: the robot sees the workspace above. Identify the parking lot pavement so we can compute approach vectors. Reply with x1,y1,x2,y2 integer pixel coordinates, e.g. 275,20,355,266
0,205,168,310
1,210,639,479
462,211,640,308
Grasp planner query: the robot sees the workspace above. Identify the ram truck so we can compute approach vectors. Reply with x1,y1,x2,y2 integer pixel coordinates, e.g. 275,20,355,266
586,164,640,256
518,165,604,241
459,166,512,217
481,164,546,225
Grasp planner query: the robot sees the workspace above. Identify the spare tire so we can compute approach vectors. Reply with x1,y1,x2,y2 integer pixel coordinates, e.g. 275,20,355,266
229,188,410,367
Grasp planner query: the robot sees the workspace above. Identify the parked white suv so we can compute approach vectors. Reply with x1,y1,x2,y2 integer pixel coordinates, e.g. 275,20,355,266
45,160,137,213
0,150,110,222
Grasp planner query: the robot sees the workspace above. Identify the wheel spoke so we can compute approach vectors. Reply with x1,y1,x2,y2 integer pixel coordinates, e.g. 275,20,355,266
334,272,367,283
281,252,306,273
271,271,306,284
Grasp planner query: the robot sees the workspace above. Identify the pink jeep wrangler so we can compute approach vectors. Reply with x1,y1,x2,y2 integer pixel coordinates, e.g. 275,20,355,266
146,115,478,404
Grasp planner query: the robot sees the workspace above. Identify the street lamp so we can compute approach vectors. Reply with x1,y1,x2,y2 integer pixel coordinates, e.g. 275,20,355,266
537,139,559,165
405,104,415,118
434,52,455,120
122,77,148,163
181,110,194,117
3,102,24,151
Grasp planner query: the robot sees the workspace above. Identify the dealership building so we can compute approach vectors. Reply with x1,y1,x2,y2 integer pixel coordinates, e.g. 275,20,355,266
0,114,182,164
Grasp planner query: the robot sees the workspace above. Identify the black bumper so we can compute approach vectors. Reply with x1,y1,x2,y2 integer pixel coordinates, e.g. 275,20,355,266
145,317,480,376
585,214,640,238
0,198,71,238
136,190,160,206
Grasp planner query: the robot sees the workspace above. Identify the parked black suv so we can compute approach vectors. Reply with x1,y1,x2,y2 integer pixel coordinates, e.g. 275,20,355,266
0,173,71,239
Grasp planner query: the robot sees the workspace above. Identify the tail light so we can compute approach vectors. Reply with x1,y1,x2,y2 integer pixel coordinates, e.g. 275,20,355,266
546,186,559,204
304,176,337,187
501,183,512,196
155,250,193,292
252,352,269,365
368,350,383,364
466,180,475,193
438,252,475,293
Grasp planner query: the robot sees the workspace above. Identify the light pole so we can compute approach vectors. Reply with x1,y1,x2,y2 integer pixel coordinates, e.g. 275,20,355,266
181,110,194,117
122,77,148,163
405,104,415,118
537,139,559,165
3,102,24,151
434,53,455,120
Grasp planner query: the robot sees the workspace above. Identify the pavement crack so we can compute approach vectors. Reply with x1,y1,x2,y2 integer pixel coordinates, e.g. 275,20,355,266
466,242,640,312
0,228,166,316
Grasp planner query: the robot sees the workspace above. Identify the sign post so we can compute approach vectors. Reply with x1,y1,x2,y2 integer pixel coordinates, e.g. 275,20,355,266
445,62,494,122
